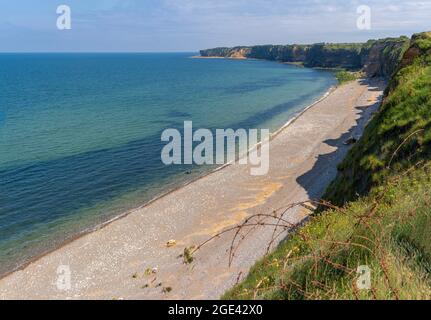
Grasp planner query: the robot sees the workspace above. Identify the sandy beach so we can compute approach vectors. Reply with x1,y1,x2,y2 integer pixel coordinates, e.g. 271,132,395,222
0,79,385,300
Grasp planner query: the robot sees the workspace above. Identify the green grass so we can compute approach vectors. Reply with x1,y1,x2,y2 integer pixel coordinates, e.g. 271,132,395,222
223,32,431,300
325,32,431,205
335,70,358,84
322,43,364,53
413,32,431,51
224,164,431,300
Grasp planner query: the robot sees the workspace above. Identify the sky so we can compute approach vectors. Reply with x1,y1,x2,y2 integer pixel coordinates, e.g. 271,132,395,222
0,0,430,52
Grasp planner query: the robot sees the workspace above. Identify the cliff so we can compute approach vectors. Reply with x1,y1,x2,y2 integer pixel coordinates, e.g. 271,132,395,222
224,32,431,300
200,37,410,78
361,37,410,78
324,31,431,204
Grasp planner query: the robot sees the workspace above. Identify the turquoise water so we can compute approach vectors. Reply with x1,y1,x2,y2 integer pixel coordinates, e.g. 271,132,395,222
0,53,335,275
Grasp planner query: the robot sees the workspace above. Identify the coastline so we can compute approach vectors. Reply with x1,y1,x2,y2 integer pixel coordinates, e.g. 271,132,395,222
190,55,226,59
0,79,386,300
190,55,246,59
0,83,335,281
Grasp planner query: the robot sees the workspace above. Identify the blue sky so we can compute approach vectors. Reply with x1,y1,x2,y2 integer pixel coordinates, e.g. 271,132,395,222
0,0,430,52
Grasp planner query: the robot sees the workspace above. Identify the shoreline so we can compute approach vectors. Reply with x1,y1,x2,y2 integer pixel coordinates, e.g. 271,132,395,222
0,77,379,299
190,55,246,59
0,83,336,281
192,55,352,73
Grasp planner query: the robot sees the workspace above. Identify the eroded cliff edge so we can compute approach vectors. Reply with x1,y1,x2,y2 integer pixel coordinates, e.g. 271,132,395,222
200,37,410,78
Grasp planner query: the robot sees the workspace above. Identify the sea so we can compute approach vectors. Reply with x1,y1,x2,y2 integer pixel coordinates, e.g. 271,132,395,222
0,52,336,276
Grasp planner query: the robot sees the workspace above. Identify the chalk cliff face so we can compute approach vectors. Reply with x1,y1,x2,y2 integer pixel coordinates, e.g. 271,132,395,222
247,45,309,62
361,38,410,77
304,44,363,69
200,37,410,78
200,47,251,59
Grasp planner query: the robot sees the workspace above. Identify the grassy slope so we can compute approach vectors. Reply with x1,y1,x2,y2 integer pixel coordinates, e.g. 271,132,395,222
224,32,431,300
325,32,431,205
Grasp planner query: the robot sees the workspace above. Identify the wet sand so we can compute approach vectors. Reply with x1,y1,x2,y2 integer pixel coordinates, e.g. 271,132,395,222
0,79,385,300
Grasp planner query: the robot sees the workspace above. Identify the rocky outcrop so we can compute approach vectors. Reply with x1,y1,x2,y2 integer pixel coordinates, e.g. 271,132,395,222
398,32,431,68
199,45,309,61
361,37,410,77
200,47,251,59
385,32,431,95
200,36,410,78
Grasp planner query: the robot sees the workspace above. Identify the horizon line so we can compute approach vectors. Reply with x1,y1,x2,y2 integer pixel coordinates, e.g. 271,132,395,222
0,51,200,54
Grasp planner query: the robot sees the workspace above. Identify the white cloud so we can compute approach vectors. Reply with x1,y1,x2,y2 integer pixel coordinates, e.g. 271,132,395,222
1,0,430,51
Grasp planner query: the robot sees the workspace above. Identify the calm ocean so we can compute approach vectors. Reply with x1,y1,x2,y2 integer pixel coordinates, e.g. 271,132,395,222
0,53,335,275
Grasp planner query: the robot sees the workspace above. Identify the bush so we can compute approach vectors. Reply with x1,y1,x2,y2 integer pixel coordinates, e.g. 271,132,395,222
335,70,358,84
